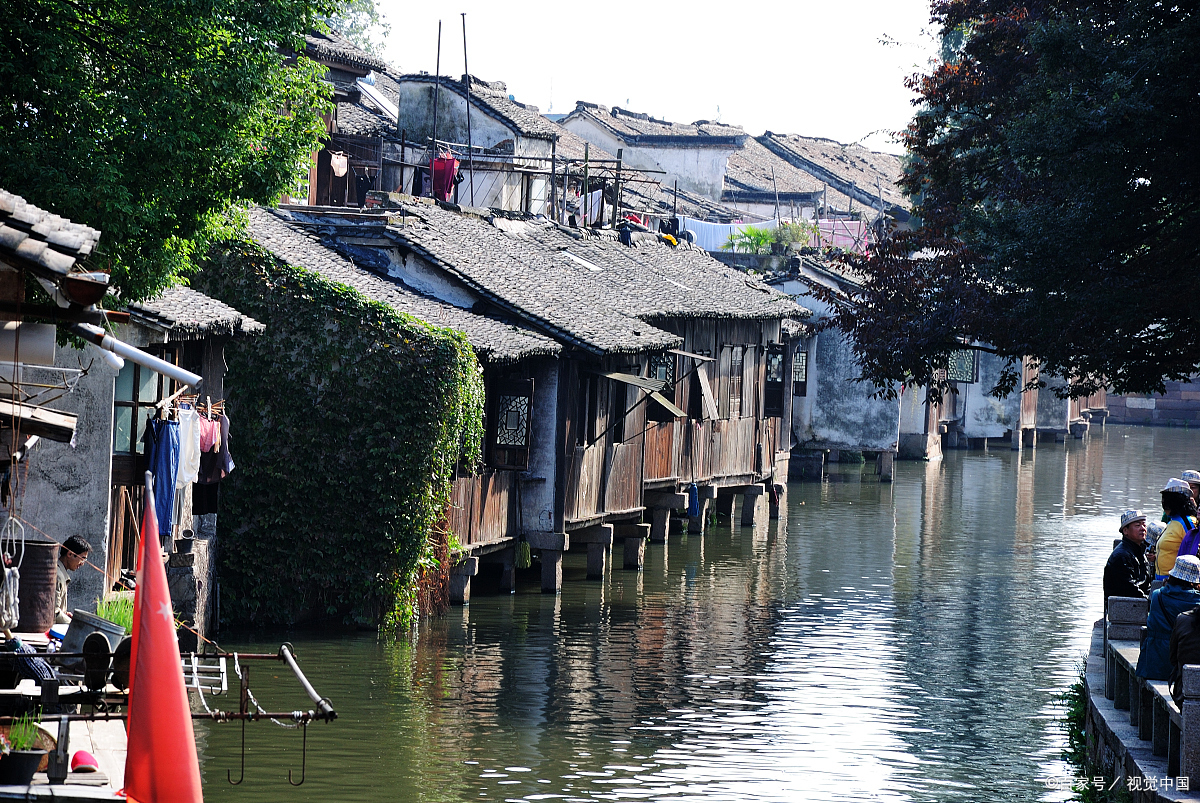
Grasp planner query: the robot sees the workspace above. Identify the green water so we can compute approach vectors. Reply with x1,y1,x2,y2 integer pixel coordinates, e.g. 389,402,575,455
199,424,1189,802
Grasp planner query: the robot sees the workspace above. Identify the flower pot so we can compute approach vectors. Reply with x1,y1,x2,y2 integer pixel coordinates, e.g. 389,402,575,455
0,750,47,785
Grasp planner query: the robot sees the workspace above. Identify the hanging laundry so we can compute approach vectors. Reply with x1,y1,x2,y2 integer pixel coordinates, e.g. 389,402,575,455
142,419,179,540
575,189,604,225
432,156,459,201
219,413,235,477
198,416,221,453
192,482,219,516
175,405,200,489
330,152,348,178
678,216,779,253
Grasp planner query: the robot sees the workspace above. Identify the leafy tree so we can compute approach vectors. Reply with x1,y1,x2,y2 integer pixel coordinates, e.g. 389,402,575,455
326,0,390,56
0,0,337,302
824,0,1200,399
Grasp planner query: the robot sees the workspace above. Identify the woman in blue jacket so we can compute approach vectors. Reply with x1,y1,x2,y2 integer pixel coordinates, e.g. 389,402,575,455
1137,554,1200,680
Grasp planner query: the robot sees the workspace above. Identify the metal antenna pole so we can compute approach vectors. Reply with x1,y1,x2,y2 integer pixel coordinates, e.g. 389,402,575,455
430,20,442,199
461,14,475,206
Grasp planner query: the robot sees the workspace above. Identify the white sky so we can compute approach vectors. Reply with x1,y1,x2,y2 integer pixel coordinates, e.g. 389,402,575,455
375,1,938,155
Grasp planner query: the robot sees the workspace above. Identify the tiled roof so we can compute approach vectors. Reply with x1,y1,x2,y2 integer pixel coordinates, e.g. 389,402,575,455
377,202,806,354
128,286,264,340
567,104,747,146
758,133,907,213
0,189,101,277
304,29,387,73
389,74,560,140
246,208,560,364
335,101,391,137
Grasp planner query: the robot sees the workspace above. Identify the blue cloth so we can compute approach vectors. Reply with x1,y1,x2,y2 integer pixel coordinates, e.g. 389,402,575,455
688,483,700,518
1136,584,1200,679
144,419,180,538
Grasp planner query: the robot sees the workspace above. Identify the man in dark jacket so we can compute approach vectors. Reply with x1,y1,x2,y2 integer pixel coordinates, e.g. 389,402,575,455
1103,509,1151,611
1170,604,1200,706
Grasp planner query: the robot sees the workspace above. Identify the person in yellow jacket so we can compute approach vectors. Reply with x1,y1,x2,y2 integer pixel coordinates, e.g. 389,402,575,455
1155,477,1200,587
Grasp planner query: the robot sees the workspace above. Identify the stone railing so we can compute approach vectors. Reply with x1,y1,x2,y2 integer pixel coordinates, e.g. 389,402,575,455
1105,595,1200,780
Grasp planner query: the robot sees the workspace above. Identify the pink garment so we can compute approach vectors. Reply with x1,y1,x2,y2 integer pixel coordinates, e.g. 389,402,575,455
198,416,221,452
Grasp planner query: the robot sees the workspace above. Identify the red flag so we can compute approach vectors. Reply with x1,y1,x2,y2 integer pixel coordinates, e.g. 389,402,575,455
124,474,203,802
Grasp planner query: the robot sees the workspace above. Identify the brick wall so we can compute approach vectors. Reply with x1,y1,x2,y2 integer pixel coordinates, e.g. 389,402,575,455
1107,379,1200,425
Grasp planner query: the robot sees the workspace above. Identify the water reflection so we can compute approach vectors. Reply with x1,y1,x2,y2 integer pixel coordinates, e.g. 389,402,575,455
202,425,1195,802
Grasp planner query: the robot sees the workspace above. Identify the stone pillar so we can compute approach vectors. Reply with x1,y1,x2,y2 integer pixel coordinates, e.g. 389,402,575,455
1010,427,1023,451
741,485,765,526
713,491,735,522
540,551,562,594
449,557,479,605
877,451,894,483
650,508,670,543
573,524,613,580
688,485,717,534
645,492,686,544
526,531,568,594
768,484,784,520
615,523,649,570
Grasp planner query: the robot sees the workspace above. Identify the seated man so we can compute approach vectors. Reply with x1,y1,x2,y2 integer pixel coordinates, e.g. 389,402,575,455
1171,602,1200,706
1103,510,1151,611
55,536,90,624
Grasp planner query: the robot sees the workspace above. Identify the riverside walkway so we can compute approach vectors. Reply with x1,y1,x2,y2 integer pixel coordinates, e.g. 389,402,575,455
1089,595,1200,801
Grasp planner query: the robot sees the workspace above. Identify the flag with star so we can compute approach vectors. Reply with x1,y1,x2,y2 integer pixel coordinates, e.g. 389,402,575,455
124,471,203,803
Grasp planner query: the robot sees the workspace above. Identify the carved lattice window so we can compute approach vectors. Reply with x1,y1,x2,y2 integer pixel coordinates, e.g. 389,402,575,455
649,353,675,389
947,349,977,384
765,345,786,415
489,378,533,469
793,350,808,397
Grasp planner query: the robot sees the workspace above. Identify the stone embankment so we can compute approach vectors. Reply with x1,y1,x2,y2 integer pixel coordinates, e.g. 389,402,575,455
1085,596,1200,801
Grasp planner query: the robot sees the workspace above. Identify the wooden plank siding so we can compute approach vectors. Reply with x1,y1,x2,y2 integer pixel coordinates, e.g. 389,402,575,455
448,469,516,546
560,317,792,527
643,421,678,481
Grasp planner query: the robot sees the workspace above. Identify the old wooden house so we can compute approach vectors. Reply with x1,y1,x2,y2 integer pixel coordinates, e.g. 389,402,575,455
273,197,805,598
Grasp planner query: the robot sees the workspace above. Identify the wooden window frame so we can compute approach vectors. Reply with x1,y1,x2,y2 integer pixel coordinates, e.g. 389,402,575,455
764,344,786,415
488,378,534,470
793,350,808,398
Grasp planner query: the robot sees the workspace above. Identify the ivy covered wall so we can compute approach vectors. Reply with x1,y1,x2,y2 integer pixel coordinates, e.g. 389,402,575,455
196,241,484,631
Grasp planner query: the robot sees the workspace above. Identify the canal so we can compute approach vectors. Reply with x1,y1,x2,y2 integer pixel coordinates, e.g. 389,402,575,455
199,425,1194,802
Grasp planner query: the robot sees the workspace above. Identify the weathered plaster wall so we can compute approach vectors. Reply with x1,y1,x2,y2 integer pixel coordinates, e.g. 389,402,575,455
632,144,733,202
776,278,899,453
387,251,480,309
959,352,1020,439
559,117,734,201
522,357,559,535
393,83,551,160
20,343,120,613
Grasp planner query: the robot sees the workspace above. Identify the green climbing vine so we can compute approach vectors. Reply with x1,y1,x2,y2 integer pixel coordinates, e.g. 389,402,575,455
196,240,484,632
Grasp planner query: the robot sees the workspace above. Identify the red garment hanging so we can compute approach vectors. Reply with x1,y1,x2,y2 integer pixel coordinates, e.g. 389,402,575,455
432,156,459,201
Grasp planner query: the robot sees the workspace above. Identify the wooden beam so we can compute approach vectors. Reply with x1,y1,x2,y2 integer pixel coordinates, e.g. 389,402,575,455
0,400,77,442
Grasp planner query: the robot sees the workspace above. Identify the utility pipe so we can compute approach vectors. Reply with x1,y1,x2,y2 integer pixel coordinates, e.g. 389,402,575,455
69,323,201,387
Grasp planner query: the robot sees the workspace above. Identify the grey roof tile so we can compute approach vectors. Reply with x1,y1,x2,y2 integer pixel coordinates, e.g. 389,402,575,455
304,29,387,73
246,208,560,364
758,133,907,212
129,286,265,340
567,104,747,146
0,189,102,275
335,101,390,137
375,202,807,354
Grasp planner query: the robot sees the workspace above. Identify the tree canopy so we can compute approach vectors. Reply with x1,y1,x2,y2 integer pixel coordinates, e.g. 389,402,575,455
1,0,339,301
825,0,1200,398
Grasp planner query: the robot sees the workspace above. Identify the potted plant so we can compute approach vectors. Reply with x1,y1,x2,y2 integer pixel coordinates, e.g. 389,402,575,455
0,711,46,785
